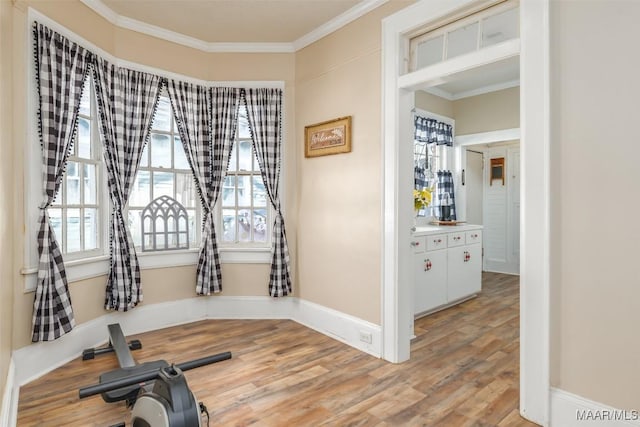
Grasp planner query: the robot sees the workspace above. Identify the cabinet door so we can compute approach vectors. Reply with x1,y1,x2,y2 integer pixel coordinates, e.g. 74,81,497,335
447,244,482,302
414,249,447,315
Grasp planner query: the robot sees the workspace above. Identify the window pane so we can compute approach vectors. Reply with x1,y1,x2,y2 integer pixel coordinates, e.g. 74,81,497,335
130,171,151,207
174,136,190,169
253,209,268,243
238,176,251,207
482,7,519,48
66,162,80,205
238,106,251,139
67,208,81,252
155,233,166,249
416,35,444,69
140,143,149,167
150,133,172,168
128,209,142,247
253,176,267,207
187,209,196,245
238,140,253,171
79,83,91,116
49,208,62,242
77,117,91,159
153,96,172,132
176,173,195,208
222,176,236,207
153,171,174,199
83,164,97,204
238,209,251,242
84,208,98,250
222,209,236,242
447,22,478,59
228,143,237,172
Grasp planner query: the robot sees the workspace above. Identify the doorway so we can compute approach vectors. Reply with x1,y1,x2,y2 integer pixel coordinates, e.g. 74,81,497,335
381,1,550,425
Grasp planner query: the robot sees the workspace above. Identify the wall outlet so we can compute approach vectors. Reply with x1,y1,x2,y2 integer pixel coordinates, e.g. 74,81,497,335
359,331,373,344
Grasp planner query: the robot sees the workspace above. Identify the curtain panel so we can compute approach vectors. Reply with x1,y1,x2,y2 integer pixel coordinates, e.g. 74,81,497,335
167,83,240,295
434,170,457,221
244,88,292,297
92,57,163,311
414,116,453,146
32,23,93,341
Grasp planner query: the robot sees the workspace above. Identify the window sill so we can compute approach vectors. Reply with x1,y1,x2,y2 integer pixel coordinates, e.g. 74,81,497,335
22,247,271,293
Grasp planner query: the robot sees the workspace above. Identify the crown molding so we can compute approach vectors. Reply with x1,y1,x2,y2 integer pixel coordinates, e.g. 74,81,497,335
80,0,388,54
292,0,389,51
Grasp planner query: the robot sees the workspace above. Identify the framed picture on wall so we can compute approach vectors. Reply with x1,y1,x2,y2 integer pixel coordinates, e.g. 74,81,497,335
304,116,352,158
490,157,505,185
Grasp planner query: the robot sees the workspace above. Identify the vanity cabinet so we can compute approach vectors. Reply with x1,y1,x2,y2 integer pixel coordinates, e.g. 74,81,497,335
413,225,482,316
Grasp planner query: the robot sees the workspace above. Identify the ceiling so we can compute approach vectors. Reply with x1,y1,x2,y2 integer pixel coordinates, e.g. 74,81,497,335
91,0,371,46
423,55,520,101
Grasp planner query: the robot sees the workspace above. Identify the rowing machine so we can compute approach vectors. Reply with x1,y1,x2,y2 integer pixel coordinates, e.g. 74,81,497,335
80,323,232,426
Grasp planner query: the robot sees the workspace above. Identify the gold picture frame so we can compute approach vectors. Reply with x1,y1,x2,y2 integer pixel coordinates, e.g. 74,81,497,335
304,116,352,158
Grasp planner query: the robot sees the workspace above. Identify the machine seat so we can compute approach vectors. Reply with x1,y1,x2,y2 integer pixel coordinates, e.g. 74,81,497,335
99,360,169,403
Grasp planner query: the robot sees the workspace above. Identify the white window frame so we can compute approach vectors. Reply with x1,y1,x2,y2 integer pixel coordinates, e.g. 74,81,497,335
22,9,283,291
216,103,273,263
408,0,519,72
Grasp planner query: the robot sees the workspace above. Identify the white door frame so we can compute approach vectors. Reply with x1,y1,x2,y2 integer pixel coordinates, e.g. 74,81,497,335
381,1,549,425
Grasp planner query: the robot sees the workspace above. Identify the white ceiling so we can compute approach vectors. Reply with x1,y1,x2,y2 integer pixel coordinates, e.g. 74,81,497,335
422,55,520,101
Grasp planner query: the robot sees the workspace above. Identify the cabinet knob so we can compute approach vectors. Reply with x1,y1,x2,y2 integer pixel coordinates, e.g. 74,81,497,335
411,241,420,247
464,251,471,262
424,259,432,271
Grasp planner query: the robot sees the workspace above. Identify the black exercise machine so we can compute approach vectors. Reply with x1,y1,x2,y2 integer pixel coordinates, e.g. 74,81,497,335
79,323,231,427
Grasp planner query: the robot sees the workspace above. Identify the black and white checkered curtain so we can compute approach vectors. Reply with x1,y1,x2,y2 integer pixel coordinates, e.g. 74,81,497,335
92,57,162,311
167,83,239,295
434,170,457,220
414,115,453,146
244,88,292,297
32,23,92,341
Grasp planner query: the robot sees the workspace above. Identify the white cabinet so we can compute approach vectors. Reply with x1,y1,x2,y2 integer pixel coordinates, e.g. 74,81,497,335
413,225,482,317
414,249,447,314
447,243,482,302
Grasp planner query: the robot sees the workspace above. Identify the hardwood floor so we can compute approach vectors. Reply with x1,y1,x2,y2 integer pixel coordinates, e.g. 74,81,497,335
17,272,535,426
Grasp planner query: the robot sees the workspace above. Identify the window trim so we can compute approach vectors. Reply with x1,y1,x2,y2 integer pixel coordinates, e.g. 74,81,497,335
24,8,284,293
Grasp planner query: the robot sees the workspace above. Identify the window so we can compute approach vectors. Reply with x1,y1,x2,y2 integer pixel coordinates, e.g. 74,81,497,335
128,93,199,250
220,105,269,246
49,76,102,259
409,0,519,72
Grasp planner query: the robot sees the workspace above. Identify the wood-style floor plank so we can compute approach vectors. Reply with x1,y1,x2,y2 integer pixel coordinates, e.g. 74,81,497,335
17,272,536,426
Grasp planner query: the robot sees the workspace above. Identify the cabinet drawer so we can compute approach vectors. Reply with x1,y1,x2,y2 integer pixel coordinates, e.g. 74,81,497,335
466,230,482,244
448,232,465,247
411,236,425,254
426,234,447,251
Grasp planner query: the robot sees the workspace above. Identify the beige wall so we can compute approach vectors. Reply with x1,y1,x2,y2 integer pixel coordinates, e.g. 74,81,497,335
415,87,519,135
0,0,15,403
415,90,454,118
10,0,297,350
453,86,519,135
295,1,412,324
550,0,640,410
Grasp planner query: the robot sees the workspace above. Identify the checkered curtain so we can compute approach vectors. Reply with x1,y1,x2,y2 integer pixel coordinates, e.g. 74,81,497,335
434,170,457,220
414,116,453,146
32,23,93,341
92,57,163,311
244,88,292,297
166,83,239,295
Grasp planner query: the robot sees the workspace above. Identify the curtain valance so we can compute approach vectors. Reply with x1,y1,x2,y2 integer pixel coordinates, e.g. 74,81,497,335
414,115,453,146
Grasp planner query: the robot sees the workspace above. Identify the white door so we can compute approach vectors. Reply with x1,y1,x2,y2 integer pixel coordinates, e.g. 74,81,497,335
414,249,447,315
465,150,483,226
447,244,482,302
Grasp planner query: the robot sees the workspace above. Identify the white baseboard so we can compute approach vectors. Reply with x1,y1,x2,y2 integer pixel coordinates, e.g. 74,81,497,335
0,359,16,427
292,299,381,358
483,260,520,275
551,387,640,426
11,296,381,392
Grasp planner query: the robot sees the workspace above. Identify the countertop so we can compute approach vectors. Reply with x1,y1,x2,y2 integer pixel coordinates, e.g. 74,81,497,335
413,223,483,236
